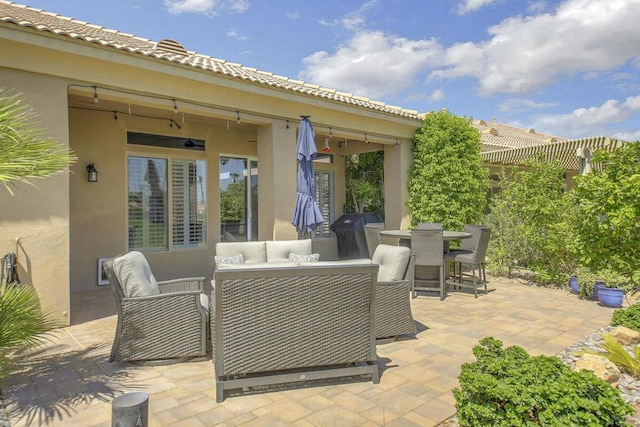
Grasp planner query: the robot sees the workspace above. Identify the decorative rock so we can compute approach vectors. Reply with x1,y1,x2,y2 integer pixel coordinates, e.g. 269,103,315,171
573,354,621,386
610,326,640,346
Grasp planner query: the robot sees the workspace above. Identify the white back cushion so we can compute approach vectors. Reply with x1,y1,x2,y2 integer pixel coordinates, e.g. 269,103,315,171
216,241,267,263
266,239,312,262
112,251,160,297
372,244,411,282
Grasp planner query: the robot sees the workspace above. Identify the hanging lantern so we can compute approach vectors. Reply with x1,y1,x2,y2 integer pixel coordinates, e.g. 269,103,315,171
322,136,331,152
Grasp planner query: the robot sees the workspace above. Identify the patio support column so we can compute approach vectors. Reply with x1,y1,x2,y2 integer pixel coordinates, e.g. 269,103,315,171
384,140,412,229
257,121,298,240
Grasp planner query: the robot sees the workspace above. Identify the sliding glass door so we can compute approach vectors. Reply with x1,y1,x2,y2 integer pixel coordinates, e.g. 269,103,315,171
219,156,258,241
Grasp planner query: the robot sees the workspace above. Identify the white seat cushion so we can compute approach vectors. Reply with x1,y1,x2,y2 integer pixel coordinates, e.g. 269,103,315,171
112,251,160,297
266,239,312,262
216,241,267,263
372,244,411,282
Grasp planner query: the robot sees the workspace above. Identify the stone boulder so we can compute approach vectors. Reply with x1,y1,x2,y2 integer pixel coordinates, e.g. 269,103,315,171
610,326,640,346
573,354,621,386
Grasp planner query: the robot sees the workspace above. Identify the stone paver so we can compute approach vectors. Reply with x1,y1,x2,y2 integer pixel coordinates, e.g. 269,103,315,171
2,277,616,426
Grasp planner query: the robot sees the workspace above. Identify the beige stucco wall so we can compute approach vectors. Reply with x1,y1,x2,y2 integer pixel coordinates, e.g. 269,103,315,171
0,69,71,324
1,22,420,323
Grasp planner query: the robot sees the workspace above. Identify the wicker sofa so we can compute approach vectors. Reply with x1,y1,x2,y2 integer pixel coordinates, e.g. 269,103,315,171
211,263,380,402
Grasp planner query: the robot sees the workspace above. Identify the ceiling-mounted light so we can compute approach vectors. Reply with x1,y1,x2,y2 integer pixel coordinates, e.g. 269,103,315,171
128,104,131,116
113,111,118,120
286,120,290,129
364,133,369,144
236,111,241,124
395,138,400,147
329,127,333,138
173,99,178,114
93,86,98,104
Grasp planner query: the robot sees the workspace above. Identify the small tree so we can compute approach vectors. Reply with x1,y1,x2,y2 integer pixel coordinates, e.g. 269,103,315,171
407,110,489,231
485,156,577,283
345,151,384,219
573,142,640,289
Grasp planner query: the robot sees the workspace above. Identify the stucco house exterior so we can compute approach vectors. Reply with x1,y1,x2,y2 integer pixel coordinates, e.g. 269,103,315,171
1,2,626,326
0,1,423,324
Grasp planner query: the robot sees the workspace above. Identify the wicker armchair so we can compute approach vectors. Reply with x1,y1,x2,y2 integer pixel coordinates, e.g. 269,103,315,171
371,244,416,340
364,223,385,258
411,226,446,300
444,225,491,298
105,251,209,362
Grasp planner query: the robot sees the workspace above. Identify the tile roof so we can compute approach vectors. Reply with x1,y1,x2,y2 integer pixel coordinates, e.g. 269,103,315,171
471,118,568,150
0,1,421,120
481,136,627,171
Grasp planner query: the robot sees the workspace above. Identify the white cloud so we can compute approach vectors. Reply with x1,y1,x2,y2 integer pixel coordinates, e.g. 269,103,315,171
498,98,558,113
318,0,379,30
286,10,301,20
299,31,442,99
428,89,445,101
529,95,640,138
164,0,249,15
613,130,640,141
432,0,640,95
227,29,247,41
456,0,498,15
528,1,547,13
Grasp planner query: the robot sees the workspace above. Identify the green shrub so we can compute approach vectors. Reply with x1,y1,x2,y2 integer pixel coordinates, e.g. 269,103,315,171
484,157,577,285
454,337,633,427
611,303,640,332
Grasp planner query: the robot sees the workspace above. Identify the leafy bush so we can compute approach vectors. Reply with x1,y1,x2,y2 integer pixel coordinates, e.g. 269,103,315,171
454,337,633,426
573,142,640,289
408,110,489,231
484,157,577,284
611,303,640,332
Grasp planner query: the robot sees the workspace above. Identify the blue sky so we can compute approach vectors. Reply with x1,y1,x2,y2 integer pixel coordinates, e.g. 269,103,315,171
23,0,640,141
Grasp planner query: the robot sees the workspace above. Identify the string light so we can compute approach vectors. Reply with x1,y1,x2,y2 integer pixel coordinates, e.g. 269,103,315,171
69,84,407,146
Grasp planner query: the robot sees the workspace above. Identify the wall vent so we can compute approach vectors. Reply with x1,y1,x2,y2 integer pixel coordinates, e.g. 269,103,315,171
154,39,188,56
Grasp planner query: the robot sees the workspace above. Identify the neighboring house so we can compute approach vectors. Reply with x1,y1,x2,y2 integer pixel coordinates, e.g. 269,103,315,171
0,1,421,324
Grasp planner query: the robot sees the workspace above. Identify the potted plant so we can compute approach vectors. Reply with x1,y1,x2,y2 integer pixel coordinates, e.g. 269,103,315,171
598,285,625,308
569,276,579,294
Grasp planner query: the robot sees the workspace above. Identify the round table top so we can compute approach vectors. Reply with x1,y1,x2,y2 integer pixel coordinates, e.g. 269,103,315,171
380,229,472,240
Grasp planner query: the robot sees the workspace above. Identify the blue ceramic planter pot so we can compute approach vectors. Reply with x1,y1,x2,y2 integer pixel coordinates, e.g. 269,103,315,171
598,287,624,308
591,281,606,300
569,276,579,294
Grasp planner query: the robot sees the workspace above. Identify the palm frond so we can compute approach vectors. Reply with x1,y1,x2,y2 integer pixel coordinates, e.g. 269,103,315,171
0,88,77,194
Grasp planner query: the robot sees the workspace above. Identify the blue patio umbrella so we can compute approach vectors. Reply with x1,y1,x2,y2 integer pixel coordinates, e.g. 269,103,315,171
292,117,324,233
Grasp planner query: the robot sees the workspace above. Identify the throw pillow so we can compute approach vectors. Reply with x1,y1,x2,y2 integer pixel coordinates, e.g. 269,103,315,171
214,253,245,270
288,252,320,263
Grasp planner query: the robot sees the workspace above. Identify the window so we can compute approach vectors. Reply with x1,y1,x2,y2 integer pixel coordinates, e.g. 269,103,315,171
128,156,206,251
314,170,334,237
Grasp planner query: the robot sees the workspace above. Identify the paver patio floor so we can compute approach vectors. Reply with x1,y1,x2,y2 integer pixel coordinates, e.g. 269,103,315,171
2,276,616,426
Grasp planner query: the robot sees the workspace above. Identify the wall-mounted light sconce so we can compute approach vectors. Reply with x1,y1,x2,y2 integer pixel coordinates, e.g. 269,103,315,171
87,163,98,182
